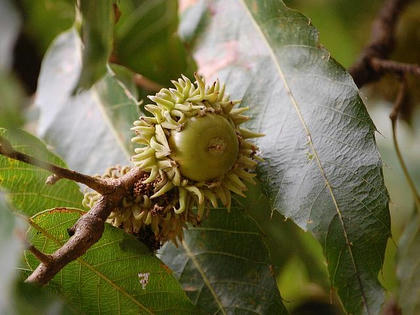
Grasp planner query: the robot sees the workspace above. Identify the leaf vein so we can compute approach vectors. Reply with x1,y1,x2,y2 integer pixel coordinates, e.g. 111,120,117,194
182,240,227,315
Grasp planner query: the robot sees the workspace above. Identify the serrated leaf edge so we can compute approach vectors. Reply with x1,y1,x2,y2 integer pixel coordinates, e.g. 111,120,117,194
238,1,371,313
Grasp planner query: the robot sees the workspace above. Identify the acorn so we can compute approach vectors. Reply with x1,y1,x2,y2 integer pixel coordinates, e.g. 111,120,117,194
131,73,262,220
82,74,262,246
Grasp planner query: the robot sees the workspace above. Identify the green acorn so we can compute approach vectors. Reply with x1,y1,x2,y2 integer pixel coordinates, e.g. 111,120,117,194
131,74,262,220
82,74,262,246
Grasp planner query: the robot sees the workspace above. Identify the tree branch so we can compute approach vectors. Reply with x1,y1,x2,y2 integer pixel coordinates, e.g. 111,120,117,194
133,73,163,92
25,198,111,284
25,167,146,285
0,135,148,285
0,135,113,195
27,244,53,265
349,0,414,87
370,57,420,76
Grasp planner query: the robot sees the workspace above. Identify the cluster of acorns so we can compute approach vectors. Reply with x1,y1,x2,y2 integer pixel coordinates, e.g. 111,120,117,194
83,74,262,247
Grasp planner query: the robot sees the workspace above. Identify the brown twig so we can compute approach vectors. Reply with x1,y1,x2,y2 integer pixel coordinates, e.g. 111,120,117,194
349,0,414,87
389,76,407,121
0,135,148,285
25,167,145,285
0,135,112,195
27,244,52,265
25,199,111,284
389,78,420,211
133,73,163,92
382,297,402,315
371,58,420,76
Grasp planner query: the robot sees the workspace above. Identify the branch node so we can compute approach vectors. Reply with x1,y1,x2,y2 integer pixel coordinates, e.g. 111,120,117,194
0,135,114,194
67,227,75,237
28,245,53,265
389,76,407,122
349,0,413,87
23,168,146,285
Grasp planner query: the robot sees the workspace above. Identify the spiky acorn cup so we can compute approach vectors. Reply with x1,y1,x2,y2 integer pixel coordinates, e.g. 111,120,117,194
82,74,262,247
132,74,262,220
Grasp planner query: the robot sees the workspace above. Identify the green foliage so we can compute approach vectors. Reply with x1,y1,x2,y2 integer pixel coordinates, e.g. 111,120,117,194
179,1,391,313
0,72,25,129
25,208,198,314
161,206,288,314
114,0,195,85
34,29,138,173
32,27,290,312
0,128,84,215
244,182,329,287
19,0,75,53
3,0,420,314
75,0,114,91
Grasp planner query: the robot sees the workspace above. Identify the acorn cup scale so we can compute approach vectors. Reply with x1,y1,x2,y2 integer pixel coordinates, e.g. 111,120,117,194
83,74,263,247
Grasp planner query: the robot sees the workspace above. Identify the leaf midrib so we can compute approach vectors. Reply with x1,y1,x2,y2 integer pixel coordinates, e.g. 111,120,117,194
237,1,369,313
181,240,227,315
91,88,131,160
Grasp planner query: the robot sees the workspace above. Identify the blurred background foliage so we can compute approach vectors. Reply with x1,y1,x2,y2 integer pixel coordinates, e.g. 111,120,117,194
0,0,419,313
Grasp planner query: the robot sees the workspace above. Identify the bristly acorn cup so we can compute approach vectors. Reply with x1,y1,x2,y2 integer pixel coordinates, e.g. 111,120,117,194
83,74,263,246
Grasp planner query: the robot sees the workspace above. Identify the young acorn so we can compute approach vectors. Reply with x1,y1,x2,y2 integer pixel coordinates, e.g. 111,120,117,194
83,74,262,246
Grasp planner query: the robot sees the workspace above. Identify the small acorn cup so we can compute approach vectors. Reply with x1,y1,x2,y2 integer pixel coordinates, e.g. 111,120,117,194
83,74,263,246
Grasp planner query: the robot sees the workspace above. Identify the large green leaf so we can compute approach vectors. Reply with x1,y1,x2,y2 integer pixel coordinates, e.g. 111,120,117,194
33,23,291,314
0,193,26,314
160,207,288,314
34,29,139,174
25,208,198,314
0,128,83,215
397,214,420,315
75,0,114,91
181,1,390,314
114,0,194,85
